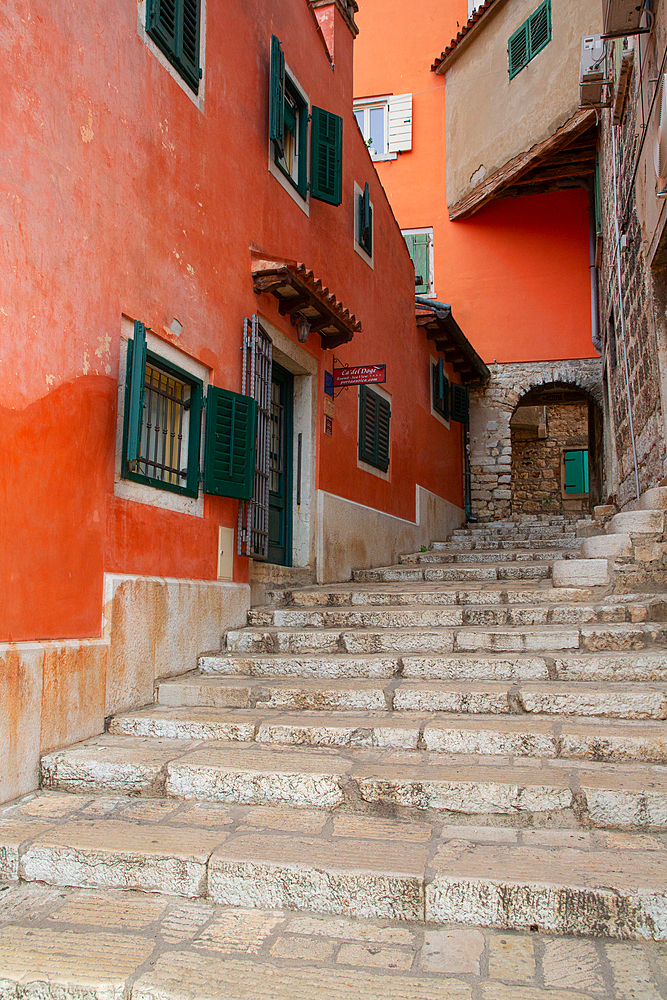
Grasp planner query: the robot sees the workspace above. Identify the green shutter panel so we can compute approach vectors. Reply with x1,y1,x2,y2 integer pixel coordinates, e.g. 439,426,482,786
311,106,343,205
147,0,201,94
203,387,257,499
528,0,551,58
450,383,469,424
126,321,147,463
437,357,444,400
376,395,391,471
269,35,285,159
359,182,372,255
508,21,529,78
564,450,589,494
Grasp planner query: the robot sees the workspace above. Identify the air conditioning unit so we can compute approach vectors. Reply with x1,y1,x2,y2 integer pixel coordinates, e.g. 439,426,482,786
580,35,606,107
603,0,645,37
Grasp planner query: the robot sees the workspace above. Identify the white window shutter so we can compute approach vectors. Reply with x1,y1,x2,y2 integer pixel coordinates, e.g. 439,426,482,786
387,93,412,153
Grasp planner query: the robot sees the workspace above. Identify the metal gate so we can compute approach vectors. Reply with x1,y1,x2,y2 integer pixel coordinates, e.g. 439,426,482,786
238,316,272,559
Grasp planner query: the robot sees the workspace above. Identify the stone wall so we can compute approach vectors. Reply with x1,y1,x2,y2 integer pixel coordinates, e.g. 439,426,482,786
511,403,589,515
597,36,667,508
469,359,602,521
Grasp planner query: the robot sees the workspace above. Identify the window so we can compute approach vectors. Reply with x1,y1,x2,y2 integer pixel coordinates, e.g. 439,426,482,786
359,384,390,472
353,94,413,161
123,320,256,500
508,0,551,79
563,449,589,495
358,182,373,257
146,0,202,94
403,229,434,296
432,358,450,421
269,36,343,206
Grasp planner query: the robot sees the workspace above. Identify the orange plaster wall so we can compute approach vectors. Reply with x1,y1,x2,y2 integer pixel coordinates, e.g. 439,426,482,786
353,0,598,365
1,0,463,642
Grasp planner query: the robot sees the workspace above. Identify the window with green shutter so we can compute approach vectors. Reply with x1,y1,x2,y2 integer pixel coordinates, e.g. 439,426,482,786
358,384,391,472
311,105,343,205
147,0,202,94
358,182,373,257
123,323,257,500
450,383,469,424
403,230,433,294
270,36,309,198
508,0,551,79
432,358,450,420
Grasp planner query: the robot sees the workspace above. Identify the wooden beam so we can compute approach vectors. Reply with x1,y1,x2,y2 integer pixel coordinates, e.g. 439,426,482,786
448,109,597,221
278,294,311,316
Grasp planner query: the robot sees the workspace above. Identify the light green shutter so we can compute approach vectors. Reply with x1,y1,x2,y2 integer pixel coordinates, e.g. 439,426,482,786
203,387,257,499
126,321,147,463
450,383,469,424
564,449,589,494
311,106,343,205
359,385,390,471
147,0,201,94
404,232,430,292
508,21,529,78
508,0,551,79
269,35,285,159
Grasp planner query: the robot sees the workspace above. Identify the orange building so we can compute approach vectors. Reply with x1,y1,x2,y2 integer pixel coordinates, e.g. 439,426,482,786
353,0,606,520
0,0,492,804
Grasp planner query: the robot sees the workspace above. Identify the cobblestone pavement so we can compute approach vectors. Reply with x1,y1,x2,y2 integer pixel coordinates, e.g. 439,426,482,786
1,882,666,999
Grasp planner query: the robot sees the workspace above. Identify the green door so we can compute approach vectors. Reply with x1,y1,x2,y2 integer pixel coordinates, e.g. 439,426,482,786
564,449,589,494
268,363,293,565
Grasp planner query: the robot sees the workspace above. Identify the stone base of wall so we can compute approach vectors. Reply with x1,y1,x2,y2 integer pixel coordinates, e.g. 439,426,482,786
469,359,603,521
316,486,464,583
0,576,250,806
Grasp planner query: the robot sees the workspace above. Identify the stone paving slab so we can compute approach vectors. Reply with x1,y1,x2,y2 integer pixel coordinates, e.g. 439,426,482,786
1,882,667,997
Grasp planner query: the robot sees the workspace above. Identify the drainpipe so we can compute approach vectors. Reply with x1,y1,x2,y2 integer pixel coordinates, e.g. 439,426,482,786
611,125,641,500
588,182,602,353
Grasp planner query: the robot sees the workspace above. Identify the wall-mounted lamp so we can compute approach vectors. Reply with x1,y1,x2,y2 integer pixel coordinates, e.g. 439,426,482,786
169,317,183,336
296,316,311,343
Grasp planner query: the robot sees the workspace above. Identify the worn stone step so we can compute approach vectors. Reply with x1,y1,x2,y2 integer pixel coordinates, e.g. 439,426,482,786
2,793,663,938
38,734,667,829
399,549,572,565
114,700,667,757
225,623,667,656
353,564,553,582
432,537,581,551
271,583,597,608
198,649,667,683
248,600,655,629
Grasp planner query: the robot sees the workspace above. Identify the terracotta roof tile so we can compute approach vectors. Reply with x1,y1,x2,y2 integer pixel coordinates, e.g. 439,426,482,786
431,0,498,72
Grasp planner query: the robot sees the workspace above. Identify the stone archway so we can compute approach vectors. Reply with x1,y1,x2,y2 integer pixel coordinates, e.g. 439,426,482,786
468,359,603,521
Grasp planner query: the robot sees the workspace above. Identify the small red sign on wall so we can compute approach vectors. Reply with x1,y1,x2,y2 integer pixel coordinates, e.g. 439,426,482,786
333,365,386,388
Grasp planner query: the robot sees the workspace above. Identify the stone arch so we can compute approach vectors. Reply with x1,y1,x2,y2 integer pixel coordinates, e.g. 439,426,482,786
468,358,603,521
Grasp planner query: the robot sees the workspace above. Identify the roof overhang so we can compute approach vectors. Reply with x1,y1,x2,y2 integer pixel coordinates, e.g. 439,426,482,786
448,109,598,221
251,251,362,350
416,297,490,386
431,0,504,73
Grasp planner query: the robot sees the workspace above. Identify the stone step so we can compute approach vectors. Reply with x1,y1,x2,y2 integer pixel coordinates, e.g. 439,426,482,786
353,563,553,582
38,735,667,829
399,549,573,565
248,600,657,629
115,698,667,753
198,649,667,682
225,622,667,655
270,583,598,607
432,537,581,551
1,793,664,939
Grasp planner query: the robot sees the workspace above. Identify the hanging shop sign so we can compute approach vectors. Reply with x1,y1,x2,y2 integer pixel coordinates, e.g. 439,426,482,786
333,364,386,388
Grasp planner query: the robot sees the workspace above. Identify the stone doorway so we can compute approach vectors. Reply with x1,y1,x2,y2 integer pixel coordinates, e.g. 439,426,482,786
510,384,603,516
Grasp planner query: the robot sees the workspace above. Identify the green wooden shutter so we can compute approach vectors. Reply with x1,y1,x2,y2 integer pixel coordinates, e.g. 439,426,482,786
147,0,201,94
359,385,390,471
269,35,285,159
450,383,469,424
126,321,147,463
311,106,343,205
528,0,551,59
203,387,257,499
508,21,529,78
404,232,430,292
432,359,450,419
564,449,589,494
359,182,372,256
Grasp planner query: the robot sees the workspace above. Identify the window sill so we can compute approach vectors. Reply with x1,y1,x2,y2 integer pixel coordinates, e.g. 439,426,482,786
370,152,397,162
357,456,390,481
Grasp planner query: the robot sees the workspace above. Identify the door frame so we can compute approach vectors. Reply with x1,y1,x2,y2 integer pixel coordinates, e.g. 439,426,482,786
268,362,294,566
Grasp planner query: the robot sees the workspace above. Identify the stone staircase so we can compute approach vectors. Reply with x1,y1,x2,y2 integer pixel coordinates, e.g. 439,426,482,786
2,514,667,945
